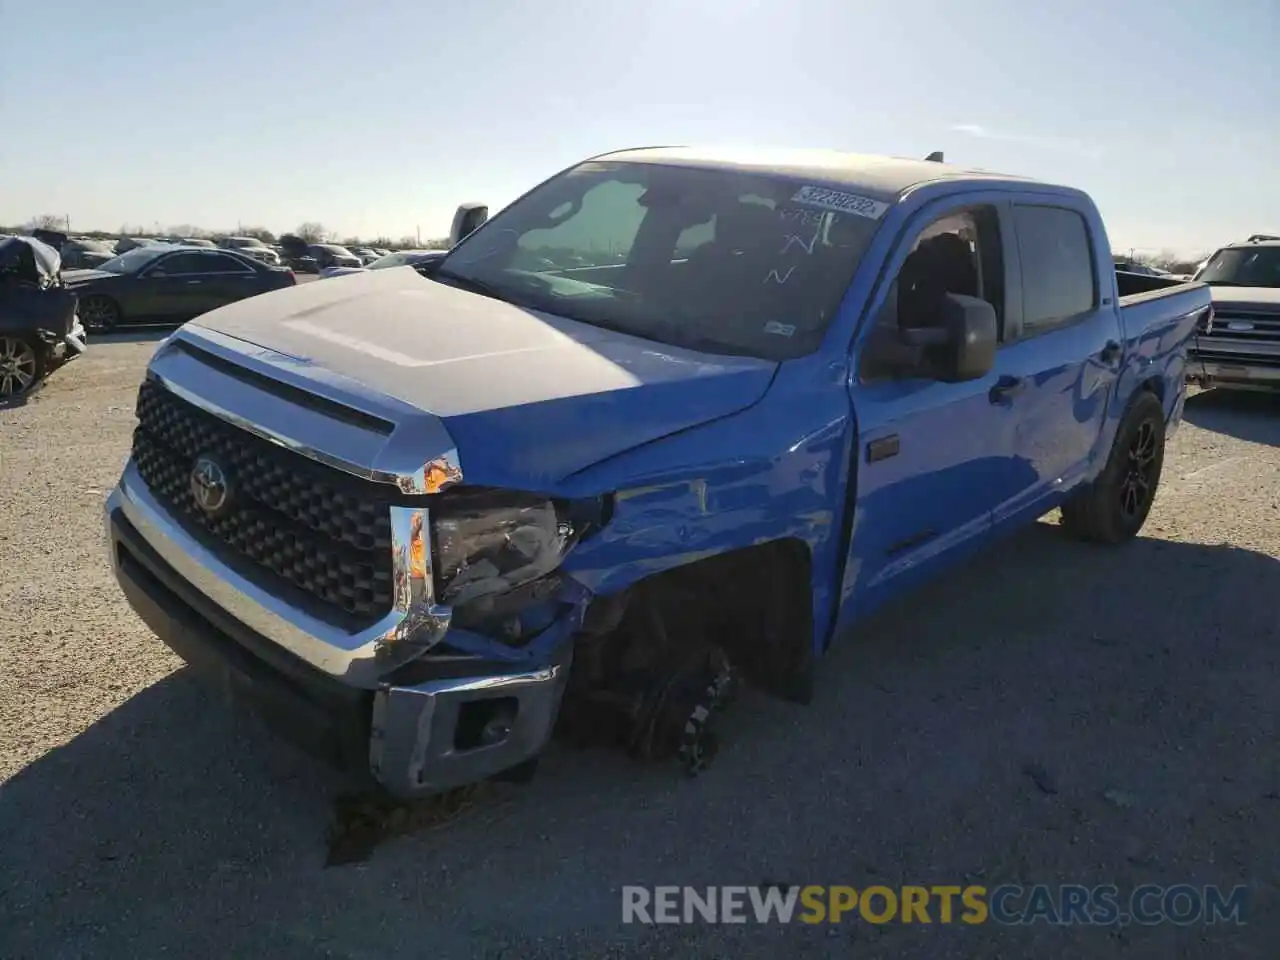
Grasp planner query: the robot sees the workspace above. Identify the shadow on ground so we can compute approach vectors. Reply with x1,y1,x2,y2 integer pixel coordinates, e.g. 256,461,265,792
2,525,1277,958
89,326,175,344
1184,389,1279,445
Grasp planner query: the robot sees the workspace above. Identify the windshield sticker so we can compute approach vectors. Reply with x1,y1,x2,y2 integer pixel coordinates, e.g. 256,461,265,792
764,321,796,337
792,185,889,220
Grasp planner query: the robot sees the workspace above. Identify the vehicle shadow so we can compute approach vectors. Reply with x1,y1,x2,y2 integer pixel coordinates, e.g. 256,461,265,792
90,327,175,344
1183,388,1279,445
2,524,1277,956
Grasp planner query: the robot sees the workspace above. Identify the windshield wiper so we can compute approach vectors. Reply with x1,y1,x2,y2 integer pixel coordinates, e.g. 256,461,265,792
432,267,513,301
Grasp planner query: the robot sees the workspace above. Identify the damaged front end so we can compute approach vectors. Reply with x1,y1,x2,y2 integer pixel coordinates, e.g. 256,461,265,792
372,486,746,796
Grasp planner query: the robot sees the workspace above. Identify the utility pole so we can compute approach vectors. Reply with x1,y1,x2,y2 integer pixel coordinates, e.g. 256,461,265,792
416,224,421,245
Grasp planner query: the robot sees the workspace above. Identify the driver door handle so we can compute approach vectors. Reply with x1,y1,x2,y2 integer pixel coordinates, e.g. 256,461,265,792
988,374,1026,403
186,280,203,285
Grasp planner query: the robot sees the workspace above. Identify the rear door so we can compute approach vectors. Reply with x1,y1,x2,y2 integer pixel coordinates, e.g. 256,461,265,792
987,202,1123,531
188,252,264,314
843,196,1038,611
164,251,262,317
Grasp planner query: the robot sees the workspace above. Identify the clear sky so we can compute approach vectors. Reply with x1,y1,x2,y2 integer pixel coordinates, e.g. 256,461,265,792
2,0,1275,256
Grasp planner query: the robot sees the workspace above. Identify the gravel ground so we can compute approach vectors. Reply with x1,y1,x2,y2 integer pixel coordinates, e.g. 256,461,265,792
1,336,1277,959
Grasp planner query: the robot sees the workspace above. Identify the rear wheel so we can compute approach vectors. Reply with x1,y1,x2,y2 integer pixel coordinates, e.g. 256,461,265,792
79,295,120,333
1060,391,1166,543
0,335,45,400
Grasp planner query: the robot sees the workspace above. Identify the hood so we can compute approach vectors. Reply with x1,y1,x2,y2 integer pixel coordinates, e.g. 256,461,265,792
188,266,777,488
62,268,122,287
1208,286,1280,311
320,266,368,279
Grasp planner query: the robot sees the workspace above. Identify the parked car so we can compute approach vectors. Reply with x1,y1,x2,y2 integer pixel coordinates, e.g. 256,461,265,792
1186,237,1280,392
0,236,86,400
309,243,362,271
349,247,380,265
180,238,217,249
115,237,163,253
318,248,446,279
217,236,281,266
60,238,118,270
66,245,296,333
105,146,1208,799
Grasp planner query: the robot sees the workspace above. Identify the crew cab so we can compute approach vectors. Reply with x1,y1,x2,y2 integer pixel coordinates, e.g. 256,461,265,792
1186,237,1280,392
105,147,1210,799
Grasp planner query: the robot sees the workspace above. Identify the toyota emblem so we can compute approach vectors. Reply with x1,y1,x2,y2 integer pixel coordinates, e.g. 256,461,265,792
190,455,232,515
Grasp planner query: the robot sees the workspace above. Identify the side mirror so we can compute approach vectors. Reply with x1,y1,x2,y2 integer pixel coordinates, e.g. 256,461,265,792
449,203,489,247
908,293,997,383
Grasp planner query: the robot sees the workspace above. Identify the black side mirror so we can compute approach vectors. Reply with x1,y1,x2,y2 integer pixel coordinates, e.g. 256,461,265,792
907,293,997,383
449,203,489,247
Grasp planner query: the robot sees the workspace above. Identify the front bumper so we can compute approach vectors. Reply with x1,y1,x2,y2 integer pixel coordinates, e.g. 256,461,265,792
106,487,579,798
1188,340,1280,392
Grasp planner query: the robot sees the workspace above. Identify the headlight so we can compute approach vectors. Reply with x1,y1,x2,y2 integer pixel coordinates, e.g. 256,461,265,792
432,491,586,609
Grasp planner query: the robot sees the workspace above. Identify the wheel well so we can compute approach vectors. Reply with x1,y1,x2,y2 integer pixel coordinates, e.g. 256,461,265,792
1140,376,1164,403
576,538,816,705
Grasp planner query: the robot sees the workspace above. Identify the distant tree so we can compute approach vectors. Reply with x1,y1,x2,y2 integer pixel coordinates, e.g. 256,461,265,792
340,236,362,248
239,226,276,243
397,235,418,249
295,222,326,242
371,236,394,248
424,237,451,250
27,213,67,231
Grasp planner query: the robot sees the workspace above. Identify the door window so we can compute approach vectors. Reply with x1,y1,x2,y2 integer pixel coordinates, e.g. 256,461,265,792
860,205,1003,381
1012,205,1096,332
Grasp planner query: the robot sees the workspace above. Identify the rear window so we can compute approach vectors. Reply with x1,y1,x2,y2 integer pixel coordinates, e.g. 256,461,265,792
1012,205,1096,330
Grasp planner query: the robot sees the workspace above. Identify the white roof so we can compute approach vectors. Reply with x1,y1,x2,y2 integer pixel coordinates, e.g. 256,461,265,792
597,145,1040,199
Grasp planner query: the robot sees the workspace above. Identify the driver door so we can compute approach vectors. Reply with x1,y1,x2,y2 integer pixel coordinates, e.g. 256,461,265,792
841,199,1035,615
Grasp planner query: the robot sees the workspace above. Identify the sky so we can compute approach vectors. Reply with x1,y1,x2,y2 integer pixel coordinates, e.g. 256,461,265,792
1,0,1276,257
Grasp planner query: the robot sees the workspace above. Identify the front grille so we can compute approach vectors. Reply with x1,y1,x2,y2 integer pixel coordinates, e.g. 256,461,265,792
131,378,396,629
1208,310,1280,342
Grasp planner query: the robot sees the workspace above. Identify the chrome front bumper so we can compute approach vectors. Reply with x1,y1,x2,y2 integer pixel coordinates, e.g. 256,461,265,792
109,461,448,688
107,480,577,798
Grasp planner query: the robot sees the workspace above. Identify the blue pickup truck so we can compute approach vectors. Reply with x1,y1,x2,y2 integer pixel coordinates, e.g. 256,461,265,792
105,147,1210,798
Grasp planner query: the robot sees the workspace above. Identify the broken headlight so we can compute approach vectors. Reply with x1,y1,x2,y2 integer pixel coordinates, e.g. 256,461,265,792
432,490,595,610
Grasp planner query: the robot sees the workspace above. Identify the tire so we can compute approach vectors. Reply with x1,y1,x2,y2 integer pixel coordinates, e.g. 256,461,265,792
79,295,120,333
1060,391,1166,544
0,335,46,400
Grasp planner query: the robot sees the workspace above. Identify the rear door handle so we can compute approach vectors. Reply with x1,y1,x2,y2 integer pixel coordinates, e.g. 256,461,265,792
1100,340,1122,363
988,375,1026,403
186,280,203,285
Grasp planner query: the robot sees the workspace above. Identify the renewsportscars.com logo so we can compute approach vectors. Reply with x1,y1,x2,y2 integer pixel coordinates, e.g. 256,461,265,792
621,884,1250,927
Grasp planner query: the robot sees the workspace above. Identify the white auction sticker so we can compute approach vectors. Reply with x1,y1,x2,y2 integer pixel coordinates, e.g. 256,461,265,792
791,185,890,220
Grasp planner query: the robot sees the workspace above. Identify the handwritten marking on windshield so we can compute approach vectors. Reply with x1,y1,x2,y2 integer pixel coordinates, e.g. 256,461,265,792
764,266,797,285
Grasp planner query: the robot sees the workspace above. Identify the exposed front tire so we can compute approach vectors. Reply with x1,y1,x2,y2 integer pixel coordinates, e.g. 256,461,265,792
1061,391,1166,544
79,295,121,333
0,335,46,400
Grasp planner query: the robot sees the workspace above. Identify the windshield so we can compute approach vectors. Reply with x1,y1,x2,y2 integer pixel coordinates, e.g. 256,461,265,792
95,246,166,274
1196,247,1280,287
437,160,885,359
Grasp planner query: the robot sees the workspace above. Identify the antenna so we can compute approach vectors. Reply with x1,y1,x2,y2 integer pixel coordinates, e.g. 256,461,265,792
924,151,945,162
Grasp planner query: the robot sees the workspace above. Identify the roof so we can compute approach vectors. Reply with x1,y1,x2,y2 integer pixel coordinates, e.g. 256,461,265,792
595,145,1041,199
1224,239,1280,249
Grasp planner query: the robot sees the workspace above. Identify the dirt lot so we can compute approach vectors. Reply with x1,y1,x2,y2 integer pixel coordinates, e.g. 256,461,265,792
1,336,1277,959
